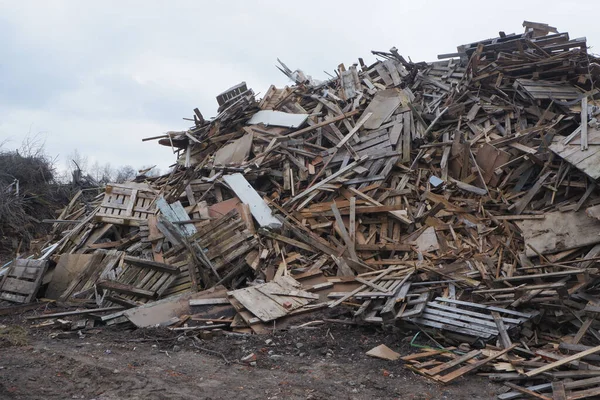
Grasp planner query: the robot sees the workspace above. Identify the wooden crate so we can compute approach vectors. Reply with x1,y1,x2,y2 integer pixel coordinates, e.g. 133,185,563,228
0,259,48,303
96,182,157,226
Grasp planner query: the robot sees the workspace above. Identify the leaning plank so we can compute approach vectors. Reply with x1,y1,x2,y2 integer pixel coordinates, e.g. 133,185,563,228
491,311,512,349
223,173,282,229
424,350,481,376
526,344,600,377
123,256,180,273
512,171,552,214
335,112,372,149
156,197,197,236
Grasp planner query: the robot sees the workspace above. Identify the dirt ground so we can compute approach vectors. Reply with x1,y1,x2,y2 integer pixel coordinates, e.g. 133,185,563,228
0,309,502,400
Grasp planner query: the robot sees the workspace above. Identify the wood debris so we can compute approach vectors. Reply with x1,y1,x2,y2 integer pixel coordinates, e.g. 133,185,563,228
4,20,600,397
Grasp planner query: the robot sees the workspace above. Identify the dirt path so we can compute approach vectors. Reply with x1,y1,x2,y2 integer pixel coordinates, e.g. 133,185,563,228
0,321,500,399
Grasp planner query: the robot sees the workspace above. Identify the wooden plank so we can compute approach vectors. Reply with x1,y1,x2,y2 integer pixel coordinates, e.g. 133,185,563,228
1,278,36,295
331,202,358,261
285,155,368,206
124,286,231,328
223,173,282,229
492,311,513,349
97,280,156,299
526,344,600,377
189,298,231,306
229,276,312,322
549,129,600,179
259,230,316,253
25,306,123,320
349,197,356,245
552,382,567,400
123,256,180,273
569,386,600,400
283,110,360,140
573,318,593,344
581,96,588,151
335,112,372,149
512,171,552,214
156,198,197,236
503,383,552,400
424,350,481,376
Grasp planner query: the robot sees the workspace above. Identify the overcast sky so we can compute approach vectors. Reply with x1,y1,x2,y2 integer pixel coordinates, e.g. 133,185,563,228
1,0,598,174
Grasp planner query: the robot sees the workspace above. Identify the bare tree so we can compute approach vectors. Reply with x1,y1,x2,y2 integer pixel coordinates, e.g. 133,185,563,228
139,165,162,178
114,165,136,183
66,149,88,184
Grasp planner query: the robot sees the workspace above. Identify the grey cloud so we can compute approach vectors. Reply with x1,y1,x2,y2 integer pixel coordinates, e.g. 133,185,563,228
1,0,599,175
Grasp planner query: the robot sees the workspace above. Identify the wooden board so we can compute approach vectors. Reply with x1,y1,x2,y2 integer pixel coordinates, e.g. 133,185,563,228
516,211,600,256
0,259,48,303
223,173,282,229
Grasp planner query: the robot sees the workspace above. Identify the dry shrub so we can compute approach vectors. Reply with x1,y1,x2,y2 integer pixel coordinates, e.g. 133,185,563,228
0,146,74,259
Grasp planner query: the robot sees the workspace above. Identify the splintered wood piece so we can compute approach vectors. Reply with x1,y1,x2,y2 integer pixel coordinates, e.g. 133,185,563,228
551,382,566,400
366,344,401,361
491,311,512,349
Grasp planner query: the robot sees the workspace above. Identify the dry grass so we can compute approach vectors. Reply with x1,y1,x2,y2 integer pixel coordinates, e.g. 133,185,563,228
0,325,29,347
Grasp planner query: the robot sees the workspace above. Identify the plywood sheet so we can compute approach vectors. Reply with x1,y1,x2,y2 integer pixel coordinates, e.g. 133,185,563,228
549,128,600,179
46,254,98,299
516,211,600,256
228,276,315,322
213,132,253,166
124,286,230,328
360,89,401,130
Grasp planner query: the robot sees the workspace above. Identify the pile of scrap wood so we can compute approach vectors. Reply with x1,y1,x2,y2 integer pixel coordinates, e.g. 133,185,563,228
5,20,600,396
